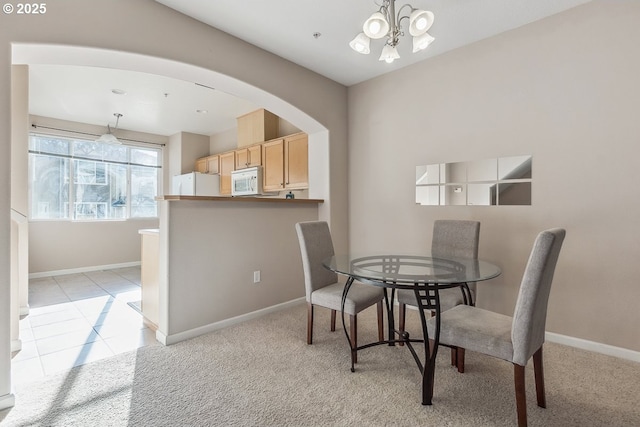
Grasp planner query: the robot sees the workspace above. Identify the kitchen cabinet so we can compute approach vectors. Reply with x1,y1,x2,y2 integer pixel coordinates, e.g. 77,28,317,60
206,155,219,174
195,157,208,173
262,139,285,192
262,133,308,192
237,108,279,147
194,155,219,174
234,144,262,170
284,133,308,190
219,151,236,195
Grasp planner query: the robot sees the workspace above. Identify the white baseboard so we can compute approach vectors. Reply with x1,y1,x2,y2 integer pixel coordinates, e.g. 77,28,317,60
402,303,640,363
0,393,16,411
11,339,22,353
29,261,141,279
19,305,29,316
157,297,306,346
546,332,640,363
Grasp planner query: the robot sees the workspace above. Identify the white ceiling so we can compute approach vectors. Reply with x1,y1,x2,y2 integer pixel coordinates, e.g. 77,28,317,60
155,0,592,86
28,0,592,138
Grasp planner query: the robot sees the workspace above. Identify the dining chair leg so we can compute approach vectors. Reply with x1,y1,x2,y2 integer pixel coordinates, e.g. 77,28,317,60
398,303,406,346
514,363,528,427
376,301,384,341
350,314,357,364
533,346,546,408
330,309,336,332
456,348,465,373
307,302,314,345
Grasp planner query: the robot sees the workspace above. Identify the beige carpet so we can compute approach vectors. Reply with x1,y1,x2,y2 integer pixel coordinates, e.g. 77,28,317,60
1,302,639,426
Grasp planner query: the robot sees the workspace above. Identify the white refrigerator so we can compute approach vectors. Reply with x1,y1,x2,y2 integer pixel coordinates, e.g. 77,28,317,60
172,172,221,196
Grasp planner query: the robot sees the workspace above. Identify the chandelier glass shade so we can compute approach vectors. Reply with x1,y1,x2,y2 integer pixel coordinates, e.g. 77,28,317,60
95,113,123,145
349,0,435,63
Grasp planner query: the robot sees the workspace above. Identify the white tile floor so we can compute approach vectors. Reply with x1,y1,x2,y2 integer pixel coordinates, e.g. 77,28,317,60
11,266,160,386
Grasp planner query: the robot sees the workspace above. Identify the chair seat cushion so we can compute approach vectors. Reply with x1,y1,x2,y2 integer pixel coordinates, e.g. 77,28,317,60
311,282,384,316
427,305,514,362
397,286,475,312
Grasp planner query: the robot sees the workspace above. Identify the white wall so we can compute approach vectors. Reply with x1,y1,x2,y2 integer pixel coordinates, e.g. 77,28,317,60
348,1,640,352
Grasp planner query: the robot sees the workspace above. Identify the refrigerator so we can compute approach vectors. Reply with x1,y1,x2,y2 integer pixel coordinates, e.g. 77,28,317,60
172,172,221,196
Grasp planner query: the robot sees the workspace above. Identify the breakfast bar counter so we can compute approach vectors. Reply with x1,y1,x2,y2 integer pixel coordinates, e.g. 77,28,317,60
157,195,324,204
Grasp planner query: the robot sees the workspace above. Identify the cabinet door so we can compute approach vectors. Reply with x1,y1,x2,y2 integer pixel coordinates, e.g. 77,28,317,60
195,157,208,173
262,139,284,192
247,144,262,167
206,155,219,174
219,151,236,195
235,149,249,170
285,133,308,189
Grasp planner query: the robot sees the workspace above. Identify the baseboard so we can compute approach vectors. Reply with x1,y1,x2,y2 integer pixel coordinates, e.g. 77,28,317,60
157,297,306,346
19,305,29,316
546,332,640,363
402,303,639,363
0,393,16,411
29,261,141,279
11,339,22,353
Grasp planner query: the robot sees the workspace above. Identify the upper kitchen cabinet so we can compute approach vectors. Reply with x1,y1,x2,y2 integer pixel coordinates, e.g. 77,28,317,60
262,133,308,192
219,151,236,195
284,133,308,190
195,157,208,173
235,144,262,170
237,109,279,148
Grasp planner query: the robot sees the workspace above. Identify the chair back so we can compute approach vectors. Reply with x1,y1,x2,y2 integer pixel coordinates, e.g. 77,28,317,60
295,221,338,301
511,228,566,365
431,220,480,259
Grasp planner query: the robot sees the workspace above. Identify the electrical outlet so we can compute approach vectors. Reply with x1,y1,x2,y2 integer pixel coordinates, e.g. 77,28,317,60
253,270,261,283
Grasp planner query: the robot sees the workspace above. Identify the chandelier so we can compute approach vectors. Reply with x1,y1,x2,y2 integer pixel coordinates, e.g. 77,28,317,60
349,0,435,63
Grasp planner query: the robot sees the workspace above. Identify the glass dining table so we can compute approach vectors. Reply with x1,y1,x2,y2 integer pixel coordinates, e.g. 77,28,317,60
323,254,501,405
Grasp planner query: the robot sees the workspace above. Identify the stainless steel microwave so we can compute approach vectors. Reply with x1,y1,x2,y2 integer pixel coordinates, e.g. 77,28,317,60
231,166,263,196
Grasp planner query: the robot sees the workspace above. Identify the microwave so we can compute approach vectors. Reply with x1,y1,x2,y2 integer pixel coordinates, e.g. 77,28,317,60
231,166,263,196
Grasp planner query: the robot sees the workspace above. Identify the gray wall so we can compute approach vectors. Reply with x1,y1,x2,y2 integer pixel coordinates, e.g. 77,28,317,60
348,1,640,352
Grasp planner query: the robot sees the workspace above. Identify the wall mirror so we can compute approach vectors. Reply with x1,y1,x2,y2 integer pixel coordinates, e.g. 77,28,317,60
415,155,532,206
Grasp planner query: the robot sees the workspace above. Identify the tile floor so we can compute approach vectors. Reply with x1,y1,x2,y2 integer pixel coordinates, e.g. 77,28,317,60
11,266,160,386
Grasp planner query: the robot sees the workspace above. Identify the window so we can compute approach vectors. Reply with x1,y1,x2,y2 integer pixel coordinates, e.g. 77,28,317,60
29,134,162,220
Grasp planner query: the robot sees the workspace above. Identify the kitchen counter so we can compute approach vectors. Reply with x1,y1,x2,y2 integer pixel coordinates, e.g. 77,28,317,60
158,195,323,204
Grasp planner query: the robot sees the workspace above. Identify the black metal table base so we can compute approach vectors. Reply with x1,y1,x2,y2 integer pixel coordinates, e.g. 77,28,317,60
340,278,444,405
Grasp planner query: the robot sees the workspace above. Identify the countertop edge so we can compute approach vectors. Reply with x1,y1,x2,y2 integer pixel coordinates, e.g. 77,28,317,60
157,195,324,204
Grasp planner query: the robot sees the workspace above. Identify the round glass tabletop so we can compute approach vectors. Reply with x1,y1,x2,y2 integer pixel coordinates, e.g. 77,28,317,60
324,254,501,286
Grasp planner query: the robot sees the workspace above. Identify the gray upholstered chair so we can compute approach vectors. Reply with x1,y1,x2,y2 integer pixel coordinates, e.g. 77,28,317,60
295,221,384,362
427,228,565,427
397,219,480,371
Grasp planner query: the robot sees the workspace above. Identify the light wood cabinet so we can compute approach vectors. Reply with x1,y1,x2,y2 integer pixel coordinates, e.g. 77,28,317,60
234,144,262,170
262,133,308,192
194,155,219,174
219,151,236,195
195,157,208,173
237,109,279,147
206,155,219,174
284,133,308,190
262,139,285,192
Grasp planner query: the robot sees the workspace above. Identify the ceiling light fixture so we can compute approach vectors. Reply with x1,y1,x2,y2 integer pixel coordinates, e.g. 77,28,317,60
349,0,435,64
95,113,123,145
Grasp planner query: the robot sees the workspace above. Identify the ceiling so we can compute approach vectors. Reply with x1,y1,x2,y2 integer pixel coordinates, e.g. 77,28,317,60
28,0,591,138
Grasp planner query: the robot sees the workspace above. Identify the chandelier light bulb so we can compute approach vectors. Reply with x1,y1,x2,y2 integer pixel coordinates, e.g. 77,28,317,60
363,12,390,39
412,32,435,52
349,33,371,54
409,9,434,36
379,44,400,63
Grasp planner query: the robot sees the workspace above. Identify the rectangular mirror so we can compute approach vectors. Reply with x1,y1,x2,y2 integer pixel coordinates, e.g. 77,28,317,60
416,155,532,206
